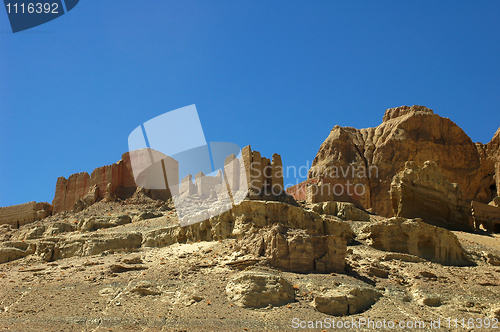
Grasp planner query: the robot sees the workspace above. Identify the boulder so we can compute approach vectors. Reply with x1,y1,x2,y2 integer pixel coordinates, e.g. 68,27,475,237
0,241,36,263
336,202,370,221
0,224,13,242
358,217,470,266
126,280,161,296
35,241,56,261
492,305,500,319
390,161,472,230
73,184,99,212
80,219,116,232
482,252,500,266
379,253,425,263
101,183,117,203
21,225,46,240
45,222,75,235
312,286,381,316
110,264,148,273
411,287,442,307
225,270,295,308
135,211,163,221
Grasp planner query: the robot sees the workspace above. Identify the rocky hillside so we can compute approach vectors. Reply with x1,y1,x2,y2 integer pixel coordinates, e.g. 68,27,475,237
0,192,500,331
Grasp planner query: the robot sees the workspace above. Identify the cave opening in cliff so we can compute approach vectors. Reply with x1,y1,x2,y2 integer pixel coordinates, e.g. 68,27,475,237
494,223,500,234
490,184,497,197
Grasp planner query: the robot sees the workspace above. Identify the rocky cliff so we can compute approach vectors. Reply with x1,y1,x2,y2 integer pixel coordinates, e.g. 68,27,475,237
303,106,499,219
52,152,138,213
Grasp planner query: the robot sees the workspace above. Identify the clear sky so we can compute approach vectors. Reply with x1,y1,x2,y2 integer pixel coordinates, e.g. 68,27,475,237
1,1,499,207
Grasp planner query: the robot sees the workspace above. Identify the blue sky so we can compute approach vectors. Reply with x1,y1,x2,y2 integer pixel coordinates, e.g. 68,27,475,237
1,1,499,207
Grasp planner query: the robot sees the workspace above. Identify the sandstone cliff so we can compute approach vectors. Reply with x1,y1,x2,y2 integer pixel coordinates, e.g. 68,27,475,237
52,152,138,213
300,106,498,219
52,146,294,216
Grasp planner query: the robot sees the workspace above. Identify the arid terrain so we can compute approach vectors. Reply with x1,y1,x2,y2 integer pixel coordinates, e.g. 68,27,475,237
0,198,500,332
1,106,500,331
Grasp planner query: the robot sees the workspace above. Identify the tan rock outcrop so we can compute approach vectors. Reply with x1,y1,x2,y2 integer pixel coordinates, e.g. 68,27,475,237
312,286,381,316
358,217,470,266
225,270,295,308
143,200,354,247
73,184,99,212
0,200,352,265
52,232,143,260
240,224,346,273
242,145,296,205
146,200,352,273
297,105,498,220
80,215,132,232
471,201,500,233
310,201,370,221
0,201,53,228
0,241,36,263
487,127,500,198
390,161,472,230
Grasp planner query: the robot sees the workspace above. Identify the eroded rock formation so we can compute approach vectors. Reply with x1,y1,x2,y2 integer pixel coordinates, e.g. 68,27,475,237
290,106,499,221
52,152,139,213
312,286,381,316
358,217,470,266
1,200,354,273
240,224,347,273
52,145,294,216
390,161,472,230
53,149,180,213
241,145,296,205
225,270,295,308
0,201,53,228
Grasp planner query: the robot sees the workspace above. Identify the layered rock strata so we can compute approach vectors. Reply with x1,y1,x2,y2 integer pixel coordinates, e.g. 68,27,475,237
0,201,53,228
289,105,499,229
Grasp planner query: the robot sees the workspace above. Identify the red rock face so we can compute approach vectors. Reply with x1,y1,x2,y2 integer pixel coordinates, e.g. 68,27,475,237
286,180,313,201
303,106,498,217
52,150,181,213
52,152,137,213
